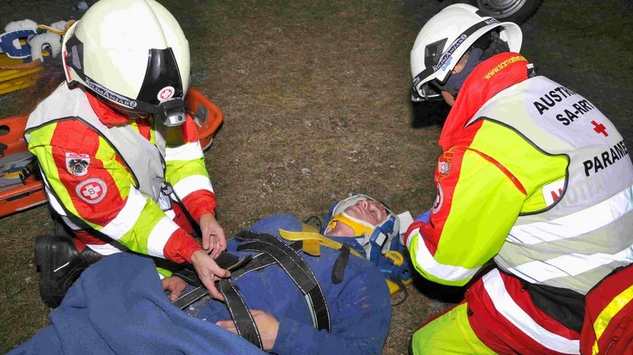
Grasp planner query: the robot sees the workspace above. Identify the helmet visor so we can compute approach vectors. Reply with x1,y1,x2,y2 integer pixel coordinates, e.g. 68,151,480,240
411,81,443,102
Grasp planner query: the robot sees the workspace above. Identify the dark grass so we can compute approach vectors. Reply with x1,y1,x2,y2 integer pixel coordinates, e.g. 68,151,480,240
1,0,633,354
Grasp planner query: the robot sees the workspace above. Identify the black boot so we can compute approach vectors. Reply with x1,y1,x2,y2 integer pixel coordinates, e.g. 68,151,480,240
34,235,103,308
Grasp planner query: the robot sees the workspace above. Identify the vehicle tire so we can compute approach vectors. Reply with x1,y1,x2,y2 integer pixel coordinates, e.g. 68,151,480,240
469,0,545,25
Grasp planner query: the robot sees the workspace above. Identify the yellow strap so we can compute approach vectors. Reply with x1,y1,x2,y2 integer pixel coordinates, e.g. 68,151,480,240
387,277,414,295
278,229,363,258
0,67,42,82
0,74,39,95
301,222,320,234
302,239,322,256
591,284,633,354
280,228,410,295
36,20,76,36
326,213,373,237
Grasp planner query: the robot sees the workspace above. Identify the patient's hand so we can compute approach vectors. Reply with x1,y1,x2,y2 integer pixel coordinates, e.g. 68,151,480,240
216,309,279,350
162,276,188,301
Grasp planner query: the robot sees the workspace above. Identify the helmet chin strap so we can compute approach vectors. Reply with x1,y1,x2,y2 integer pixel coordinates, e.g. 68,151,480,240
155,98,186,127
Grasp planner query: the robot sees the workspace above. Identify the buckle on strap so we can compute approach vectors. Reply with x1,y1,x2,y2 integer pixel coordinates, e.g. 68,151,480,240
235,230,331,332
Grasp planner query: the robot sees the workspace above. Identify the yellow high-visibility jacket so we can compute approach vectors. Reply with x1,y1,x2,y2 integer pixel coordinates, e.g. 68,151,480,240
405,53,633,295
25,83,216,263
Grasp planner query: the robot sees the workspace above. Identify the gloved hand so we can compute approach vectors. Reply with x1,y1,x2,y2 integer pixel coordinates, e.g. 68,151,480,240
414,210,431,224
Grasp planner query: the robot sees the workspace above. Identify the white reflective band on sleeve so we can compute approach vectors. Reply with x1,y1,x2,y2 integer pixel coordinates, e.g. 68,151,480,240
507,243,633,284
508,185,633,245
46,185,86,230
172,175,214,198
147,217,179,258
482,269,580,354
99,187,146,240
45,187,67,216
409,229,481,282
164,208,176,220
61,214,83,231
404,228,417,248
164,142,204,162
83,243,128,255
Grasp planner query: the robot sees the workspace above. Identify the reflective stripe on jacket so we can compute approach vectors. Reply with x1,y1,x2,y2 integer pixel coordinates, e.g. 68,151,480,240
24,83,215,263
405,53,633,295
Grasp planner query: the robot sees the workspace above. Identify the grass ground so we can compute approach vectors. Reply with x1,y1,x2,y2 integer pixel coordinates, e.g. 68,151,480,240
1,0,633,354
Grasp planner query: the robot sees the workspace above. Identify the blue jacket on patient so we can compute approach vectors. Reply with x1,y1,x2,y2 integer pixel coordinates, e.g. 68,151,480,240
9,214,391,355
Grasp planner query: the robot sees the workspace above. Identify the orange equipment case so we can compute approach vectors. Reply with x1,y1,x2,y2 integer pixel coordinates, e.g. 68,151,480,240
0,114,47,217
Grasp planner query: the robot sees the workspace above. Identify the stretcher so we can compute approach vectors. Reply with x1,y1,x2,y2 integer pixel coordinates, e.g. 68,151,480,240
0,114,47,217
0,59,42,95
0,87,223,218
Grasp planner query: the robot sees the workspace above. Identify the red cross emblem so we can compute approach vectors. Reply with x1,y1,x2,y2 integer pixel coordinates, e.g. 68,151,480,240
591,120,609,137
157,86,175,102
75,178,107,204
431,182,444,214
82,184,101,198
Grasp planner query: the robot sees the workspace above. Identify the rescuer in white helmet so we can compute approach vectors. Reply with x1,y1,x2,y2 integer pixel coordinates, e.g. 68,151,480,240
24,0,228,308
405,4,633,354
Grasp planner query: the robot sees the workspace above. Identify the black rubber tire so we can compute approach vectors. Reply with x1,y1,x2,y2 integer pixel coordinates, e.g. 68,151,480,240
469,0,545,25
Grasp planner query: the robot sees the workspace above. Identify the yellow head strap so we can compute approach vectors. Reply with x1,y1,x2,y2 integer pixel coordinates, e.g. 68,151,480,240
326,212,375,237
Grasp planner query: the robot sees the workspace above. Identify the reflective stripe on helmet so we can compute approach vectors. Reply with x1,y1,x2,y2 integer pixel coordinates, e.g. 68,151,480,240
64,34,186,126
412,17,501,100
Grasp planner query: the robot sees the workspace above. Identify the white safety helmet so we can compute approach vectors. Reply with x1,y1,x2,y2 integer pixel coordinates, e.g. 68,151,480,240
62,0,190,126
410,3,522,101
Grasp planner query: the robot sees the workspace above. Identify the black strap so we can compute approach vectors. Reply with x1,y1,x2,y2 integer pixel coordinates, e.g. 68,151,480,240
172,230,331,349
230,253,277,280
218,279,263,349
171,253,252,309
172,286,207,310
237,241,318,294
230,240,302,280
172,266,202,287
331,244,350,284
235,230,331,331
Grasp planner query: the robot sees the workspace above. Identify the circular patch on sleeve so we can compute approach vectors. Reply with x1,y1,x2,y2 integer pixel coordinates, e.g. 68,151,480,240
431,182,444,214
76,178,107,204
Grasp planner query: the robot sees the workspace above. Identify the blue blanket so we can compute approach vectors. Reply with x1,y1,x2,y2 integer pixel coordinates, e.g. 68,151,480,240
9,253,264,355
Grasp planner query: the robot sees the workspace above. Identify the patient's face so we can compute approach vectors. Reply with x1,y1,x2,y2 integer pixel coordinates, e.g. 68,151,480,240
344,199,388,225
